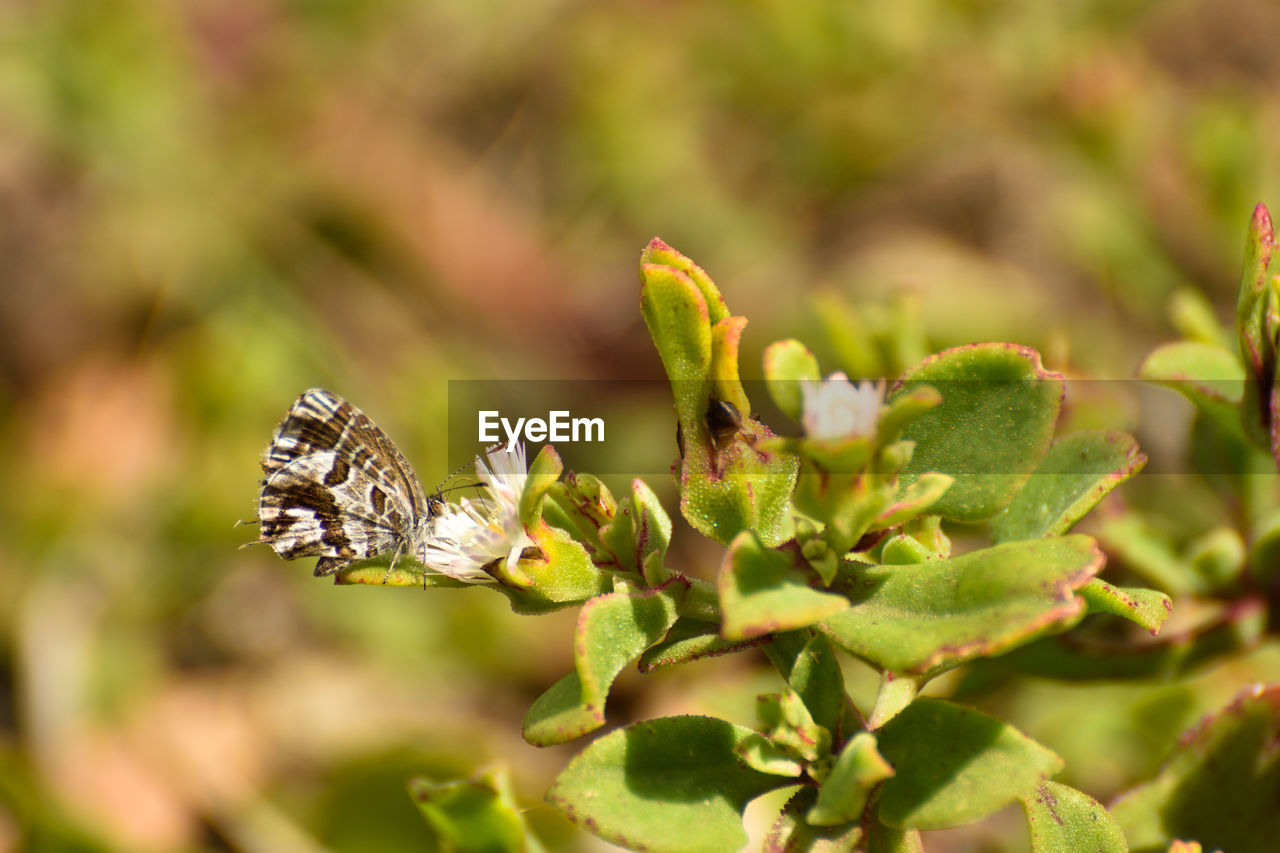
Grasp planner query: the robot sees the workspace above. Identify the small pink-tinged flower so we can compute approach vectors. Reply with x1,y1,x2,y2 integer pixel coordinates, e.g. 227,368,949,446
800,373,885,441
421,445,534,582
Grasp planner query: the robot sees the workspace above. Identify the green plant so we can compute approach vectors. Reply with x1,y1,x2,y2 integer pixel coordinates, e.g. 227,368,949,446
329,214,1280,852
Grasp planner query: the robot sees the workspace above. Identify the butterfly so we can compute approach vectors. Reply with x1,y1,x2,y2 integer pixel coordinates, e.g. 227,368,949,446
256,388,441,576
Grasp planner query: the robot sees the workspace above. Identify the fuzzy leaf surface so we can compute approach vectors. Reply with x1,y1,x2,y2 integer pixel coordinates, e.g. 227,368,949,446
1078,578,1172,634
1021,782,1127,853
640,261,712,432
873,472,954,531
599,478,672,585
1234,204,1279,453
764,338,821,422
894,344,1063,521
991,430,1147,543
807,733,894,826
409,767,543,853
642,253,797,546
642,237,731,324
876,698,1063,830
496,524,612,614
523,581,685,745
1139,341,1245,436
819,536,1103,674
720,531,849,641
764,788,863,853
1111,685,1280,853
547,716,788,853
956,597,1265,684
788,633,847,739
638,618,766,672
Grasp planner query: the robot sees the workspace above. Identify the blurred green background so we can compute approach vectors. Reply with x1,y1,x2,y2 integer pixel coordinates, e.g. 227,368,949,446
3,0,1280,850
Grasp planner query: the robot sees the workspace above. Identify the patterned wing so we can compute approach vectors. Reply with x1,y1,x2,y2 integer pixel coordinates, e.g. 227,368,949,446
257,389,430,576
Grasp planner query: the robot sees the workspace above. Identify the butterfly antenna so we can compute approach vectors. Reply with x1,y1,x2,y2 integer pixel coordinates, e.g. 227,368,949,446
431,445,503,498
438,479,484,497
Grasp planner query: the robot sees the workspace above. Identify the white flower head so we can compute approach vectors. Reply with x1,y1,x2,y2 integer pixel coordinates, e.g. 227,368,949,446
420,445,535,582
800,372,885,441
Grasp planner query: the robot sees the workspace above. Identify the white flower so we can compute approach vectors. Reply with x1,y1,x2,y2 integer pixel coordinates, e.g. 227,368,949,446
420,445,534,582
800,372,885,440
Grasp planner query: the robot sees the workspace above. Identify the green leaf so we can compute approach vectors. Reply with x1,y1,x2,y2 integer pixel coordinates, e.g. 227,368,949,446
863,822,924,853
874,386,943,448
519,445,564,527
1139,341,1245,435
641,260,712,428
1021,781,1126,853
720,531,849,641
409,766,544,853
764,788,864,853
957,597,1265,683
872,472,954,531
801,536,841,586
1139,341,1245,403
547,716,789,853
1188,410,1280,503
883,291,929,373
1077,578,1172,634
642,237,731,325
632,478,673,585
764,339,822,422
737,733,805,777
807,733,894,826
899,515,951,559
812,290,882,379
876,698,1064,830
496,524,612,614
543,473,616,560
1248,509,1280,590
819,536,1103,675
682,447,800,549
1097,515,1207,596
1170,287,1233,349
638,618,767,672
894,344,1063,521
762,629,822,682
1188,527,1246,589
879,534,937,565
991,431,1147,543
523,581,686,746
788,634,847,740
641,249,799,547
710,316,753,419
758,690,831,763
599,478,673,585
791,452,884,553
1234,203,1279,452
867,672,919,730
1112,685,1280,853
1236,204,1276,366
335,556,472,588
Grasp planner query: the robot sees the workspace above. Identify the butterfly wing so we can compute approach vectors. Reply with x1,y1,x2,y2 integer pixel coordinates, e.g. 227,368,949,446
257,389,430,576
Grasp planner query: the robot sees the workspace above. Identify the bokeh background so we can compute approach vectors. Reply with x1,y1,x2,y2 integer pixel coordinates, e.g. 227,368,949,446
4,1,1280,850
